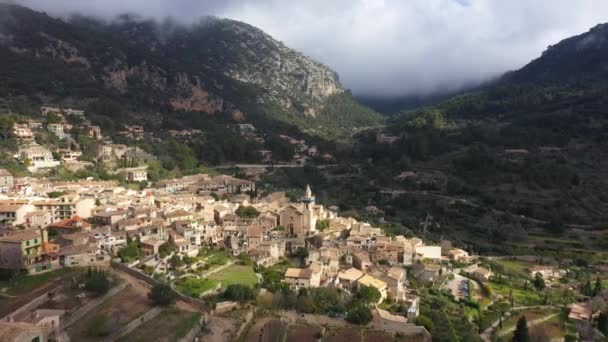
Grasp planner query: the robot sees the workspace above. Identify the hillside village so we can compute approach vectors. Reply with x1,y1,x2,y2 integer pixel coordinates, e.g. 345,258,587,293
0,108,607,341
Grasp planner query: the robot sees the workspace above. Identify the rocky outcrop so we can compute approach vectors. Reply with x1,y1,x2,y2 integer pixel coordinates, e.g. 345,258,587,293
169,73,224,113
0,4,380,139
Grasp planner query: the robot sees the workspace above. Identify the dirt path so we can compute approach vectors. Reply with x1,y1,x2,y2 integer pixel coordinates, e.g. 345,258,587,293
480,305,562,342
205,315,238,342
498,313,559,337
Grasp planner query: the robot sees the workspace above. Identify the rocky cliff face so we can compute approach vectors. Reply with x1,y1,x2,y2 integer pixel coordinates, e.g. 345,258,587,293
0,4,368,137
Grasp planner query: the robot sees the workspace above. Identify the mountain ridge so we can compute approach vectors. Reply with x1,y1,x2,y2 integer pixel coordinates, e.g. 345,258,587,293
0,3,381,140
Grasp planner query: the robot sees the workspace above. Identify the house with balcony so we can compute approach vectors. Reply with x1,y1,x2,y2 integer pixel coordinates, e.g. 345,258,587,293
33,195,95,222
12,124,34,140
18,144,60,171
47,124,66,139
0,204,35,226
0,229,60,274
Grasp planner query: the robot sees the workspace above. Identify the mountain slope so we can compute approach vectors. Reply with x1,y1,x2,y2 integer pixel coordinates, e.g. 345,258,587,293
349,23,608,241
0,4,381,140
391,23,608,127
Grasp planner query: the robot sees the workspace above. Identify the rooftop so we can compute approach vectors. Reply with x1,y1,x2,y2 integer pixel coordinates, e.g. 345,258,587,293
0,229,41,243
357,274,387,289
285,268,312,279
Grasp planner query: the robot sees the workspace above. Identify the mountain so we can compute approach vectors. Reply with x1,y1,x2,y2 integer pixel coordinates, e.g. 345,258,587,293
346,23,608,247
504,23,608,85
391,23,608,126
0,4,381,140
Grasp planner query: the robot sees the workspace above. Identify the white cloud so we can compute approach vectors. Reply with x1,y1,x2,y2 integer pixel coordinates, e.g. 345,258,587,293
13,0,608,96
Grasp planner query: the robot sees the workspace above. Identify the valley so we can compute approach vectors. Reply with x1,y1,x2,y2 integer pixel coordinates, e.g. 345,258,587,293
0,3,607,342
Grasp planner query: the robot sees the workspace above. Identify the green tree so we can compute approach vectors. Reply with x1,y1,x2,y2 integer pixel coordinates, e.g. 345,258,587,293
533,273,545,291
582,279,593,296
83,268,110,296
46,112,62,124
118,242,140,263
223,284,255,303
345,304,373,325
598,311,608,335
0,116,14,140
415,315,434,333
357,285,382,304
513,316,529,342
148,283,176,306
315,219,330,231
235,206,260,218
593,277,603,296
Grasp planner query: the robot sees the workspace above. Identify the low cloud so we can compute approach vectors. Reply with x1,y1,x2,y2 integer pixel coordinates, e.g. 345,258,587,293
12,0,608,96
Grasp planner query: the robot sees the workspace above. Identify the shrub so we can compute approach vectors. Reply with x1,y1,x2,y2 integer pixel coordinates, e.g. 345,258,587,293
415,315,434,333
83,268,110,296
223,284,255,303
345,304,373,325
149,283,176,306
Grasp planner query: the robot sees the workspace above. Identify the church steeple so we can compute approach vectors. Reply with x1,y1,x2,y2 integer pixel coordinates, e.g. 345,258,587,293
305,184,312,199
302,184,315,208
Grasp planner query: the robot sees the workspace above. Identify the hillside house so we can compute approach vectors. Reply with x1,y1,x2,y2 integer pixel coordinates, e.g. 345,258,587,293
0,169,14,189
0,229,60,274
18,144,60,170
284,267,321,291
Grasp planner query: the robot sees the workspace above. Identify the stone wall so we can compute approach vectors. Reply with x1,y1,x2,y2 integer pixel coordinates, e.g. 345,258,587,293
111,260,210,311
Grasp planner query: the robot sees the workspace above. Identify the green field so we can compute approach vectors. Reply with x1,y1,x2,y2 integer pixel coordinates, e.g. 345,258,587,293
118,309,201,342
487,281,542,306
174,277,218,298
208,265,258,288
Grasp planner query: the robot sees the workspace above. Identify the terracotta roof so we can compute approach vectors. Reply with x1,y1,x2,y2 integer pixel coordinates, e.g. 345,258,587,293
51,216,91,230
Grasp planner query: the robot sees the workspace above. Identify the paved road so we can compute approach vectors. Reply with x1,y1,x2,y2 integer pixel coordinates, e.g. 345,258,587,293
211,163,338,169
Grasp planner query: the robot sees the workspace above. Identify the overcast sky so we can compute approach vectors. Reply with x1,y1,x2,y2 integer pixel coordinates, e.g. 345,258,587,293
11,0,608,97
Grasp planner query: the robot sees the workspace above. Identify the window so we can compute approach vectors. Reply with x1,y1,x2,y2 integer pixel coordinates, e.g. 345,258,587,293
34,238,38,244
26,240,30,246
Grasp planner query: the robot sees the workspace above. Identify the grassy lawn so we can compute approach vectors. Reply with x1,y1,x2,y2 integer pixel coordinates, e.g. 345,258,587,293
493,259,536,278
174,277,218,298
208,265,258,288
0,268,75,295
487,281,542,306
118,309,201,342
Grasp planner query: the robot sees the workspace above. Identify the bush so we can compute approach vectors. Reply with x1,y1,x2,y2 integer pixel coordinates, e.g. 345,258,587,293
118,242,140,263
235,206,260,218
223,284,255,303
345,304,373,325
415,315,434,333
356,285,381,304
149,283,176,306
83,268,110,297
